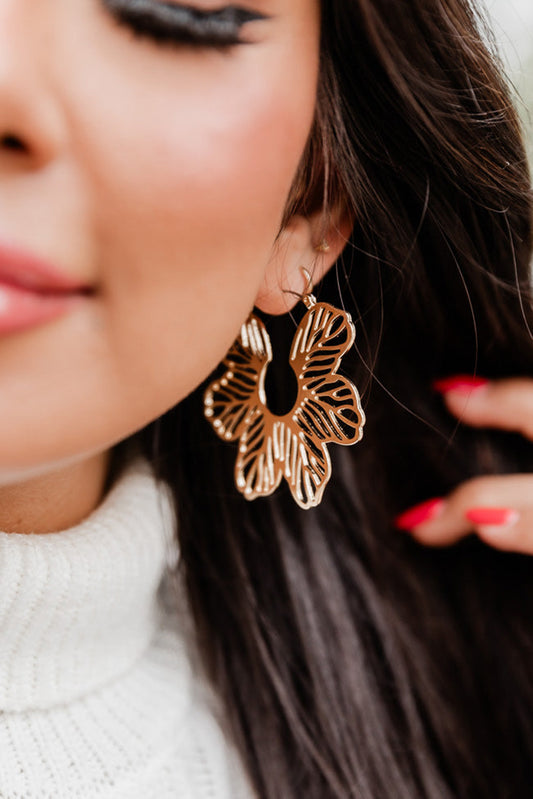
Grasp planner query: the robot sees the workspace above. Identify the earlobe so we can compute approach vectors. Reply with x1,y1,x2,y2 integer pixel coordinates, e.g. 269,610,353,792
254,210,354,316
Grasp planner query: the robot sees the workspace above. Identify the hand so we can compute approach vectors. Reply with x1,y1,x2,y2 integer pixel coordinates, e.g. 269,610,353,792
394,375,533,552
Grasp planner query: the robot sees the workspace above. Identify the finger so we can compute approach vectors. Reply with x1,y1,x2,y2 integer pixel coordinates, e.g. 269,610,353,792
462,506,525,552
395,473,533,548
432,375,533,439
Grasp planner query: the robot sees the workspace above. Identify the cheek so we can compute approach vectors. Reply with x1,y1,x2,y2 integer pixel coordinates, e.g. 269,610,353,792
78,49,318,409
96,53,315,242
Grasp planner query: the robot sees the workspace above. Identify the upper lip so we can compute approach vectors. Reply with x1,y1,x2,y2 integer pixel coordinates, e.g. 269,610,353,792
0,241,93,295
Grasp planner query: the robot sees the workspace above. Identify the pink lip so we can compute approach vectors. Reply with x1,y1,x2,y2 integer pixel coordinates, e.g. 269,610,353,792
0,282,88,334
0,241,92,294
0,242,93,335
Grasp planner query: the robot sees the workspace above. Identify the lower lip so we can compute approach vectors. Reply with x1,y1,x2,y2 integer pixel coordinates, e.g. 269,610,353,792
0,282,88,334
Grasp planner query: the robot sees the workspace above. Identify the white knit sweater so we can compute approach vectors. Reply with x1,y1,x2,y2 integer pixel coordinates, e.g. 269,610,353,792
0,451,255,798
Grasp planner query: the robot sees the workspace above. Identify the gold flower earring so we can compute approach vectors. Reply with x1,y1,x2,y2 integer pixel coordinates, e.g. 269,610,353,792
203,266,365,509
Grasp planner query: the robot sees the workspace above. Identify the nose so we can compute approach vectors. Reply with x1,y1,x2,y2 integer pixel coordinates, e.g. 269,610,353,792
0,7,66,170
0,94,65,170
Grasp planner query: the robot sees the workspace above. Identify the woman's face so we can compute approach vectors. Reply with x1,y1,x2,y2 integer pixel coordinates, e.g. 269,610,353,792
0,0,320,485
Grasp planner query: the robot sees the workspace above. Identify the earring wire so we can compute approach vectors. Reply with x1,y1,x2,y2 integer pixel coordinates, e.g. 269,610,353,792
300,267,317,309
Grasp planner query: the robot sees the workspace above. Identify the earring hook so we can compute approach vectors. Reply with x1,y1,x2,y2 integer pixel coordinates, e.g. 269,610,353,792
280,267,317,309
300,267,317,309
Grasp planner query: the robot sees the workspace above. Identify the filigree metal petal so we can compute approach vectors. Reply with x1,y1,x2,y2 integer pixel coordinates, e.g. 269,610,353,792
204,315,272,442
235,411,283,500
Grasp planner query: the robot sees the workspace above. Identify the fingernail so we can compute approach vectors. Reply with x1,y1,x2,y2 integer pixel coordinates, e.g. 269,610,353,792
432,375,489,394
465,507,520,526
395,497,446,530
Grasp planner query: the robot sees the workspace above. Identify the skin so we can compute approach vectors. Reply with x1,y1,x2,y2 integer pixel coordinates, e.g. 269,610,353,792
0,0,530,553
0,0,355,534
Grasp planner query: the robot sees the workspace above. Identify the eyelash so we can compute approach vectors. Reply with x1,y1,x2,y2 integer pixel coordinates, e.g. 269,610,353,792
102,0,267,49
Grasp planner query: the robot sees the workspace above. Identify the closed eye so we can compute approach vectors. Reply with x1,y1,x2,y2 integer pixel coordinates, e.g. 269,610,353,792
101,1,269,49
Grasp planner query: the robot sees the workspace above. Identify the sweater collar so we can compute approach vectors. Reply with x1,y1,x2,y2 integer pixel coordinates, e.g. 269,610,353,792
0,451,177,712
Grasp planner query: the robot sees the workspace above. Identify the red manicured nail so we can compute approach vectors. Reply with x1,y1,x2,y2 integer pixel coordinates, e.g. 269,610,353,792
395,498,445,530
465,507,520,526
432,375,489,394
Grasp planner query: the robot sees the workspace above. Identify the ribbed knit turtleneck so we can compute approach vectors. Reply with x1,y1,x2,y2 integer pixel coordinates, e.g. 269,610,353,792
0,454,174,713
0,451,254,798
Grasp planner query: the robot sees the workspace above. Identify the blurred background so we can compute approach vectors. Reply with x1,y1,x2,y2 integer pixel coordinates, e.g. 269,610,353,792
484,0,533,160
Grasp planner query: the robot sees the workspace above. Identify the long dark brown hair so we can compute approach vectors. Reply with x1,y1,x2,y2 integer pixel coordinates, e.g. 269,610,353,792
111,0,533,796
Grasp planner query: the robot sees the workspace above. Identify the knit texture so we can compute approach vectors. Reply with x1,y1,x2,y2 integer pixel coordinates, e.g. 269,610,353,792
0,451,255,798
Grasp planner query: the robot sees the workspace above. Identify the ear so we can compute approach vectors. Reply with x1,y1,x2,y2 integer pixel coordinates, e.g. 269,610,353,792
254,208,354,316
